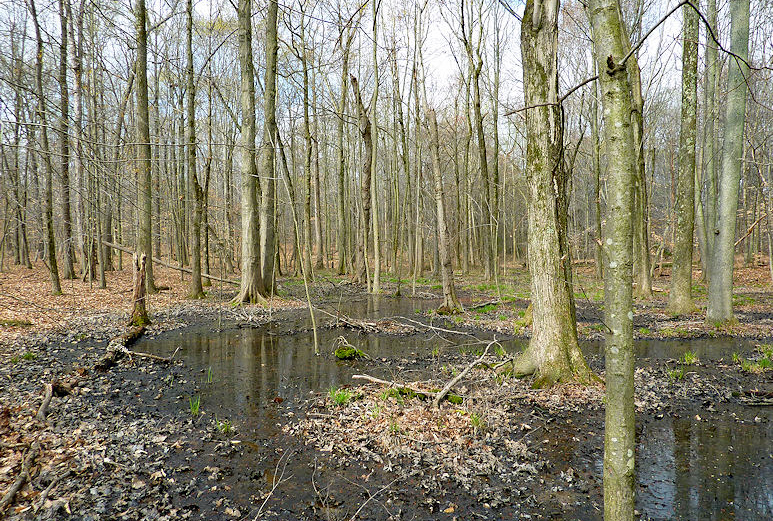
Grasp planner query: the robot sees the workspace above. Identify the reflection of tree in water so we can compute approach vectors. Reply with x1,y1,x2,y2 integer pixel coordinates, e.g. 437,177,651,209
640,416,772,519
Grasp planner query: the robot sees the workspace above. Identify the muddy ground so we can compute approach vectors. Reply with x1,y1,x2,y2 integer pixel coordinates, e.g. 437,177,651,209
1,262,772,519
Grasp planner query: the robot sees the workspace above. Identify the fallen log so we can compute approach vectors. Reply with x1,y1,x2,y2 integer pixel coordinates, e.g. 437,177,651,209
102,241,238,285
0,441,40,513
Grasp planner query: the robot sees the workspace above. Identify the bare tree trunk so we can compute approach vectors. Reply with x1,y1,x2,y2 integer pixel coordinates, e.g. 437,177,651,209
704,0,719,262
668,3,698,315
58,0,75,279
259,0,278,292
134,0,156,293
461,0,493,279
234,0,267,303
351,75,372,285
707,0,750,324
370,0,381,294
29,0,61,295
590,60,604,280
186,0,204,299
513,0,591,387
335,27,353,275
588,0,637,518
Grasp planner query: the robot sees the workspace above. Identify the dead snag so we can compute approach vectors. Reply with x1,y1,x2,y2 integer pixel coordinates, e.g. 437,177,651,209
129,253,150,327
0,441,40,514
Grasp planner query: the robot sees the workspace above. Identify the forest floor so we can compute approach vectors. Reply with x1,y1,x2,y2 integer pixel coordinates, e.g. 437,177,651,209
0,256,771,519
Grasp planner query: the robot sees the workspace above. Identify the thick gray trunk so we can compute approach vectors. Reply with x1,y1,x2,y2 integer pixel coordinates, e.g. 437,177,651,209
234,0,267,303
707,0,750,324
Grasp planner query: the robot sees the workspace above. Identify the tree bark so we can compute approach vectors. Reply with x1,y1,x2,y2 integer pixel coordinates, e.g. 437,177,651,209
135,0,156,293
707,0,750,324
351,75,372,285
514,0,591,387
58,0,75,280
588,0,637,518
29,0,62,295
259,0,279,292
234,0,268,303
129,253,150,326
186,0,205,299
668,3,698,315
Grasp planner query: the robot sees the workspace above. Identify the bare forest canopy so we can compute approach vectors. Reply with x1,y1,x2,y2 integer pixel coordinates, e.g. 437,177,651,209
0,0,771,301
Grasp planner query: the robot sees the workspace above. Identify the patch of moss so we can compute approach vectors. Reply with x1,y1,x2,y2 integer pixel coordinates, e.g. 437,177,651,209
334,345,365,360
0,319,33,328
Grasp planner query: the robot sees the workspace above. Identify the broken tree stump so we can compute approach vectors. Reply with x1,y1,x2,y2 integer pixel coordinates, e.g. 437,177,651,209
128,253,150,327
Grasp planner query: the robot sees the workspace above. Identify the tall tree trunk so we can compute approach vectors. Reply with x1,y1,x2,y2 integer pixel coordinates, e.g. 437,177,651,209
370,0,381,294
461,0,493,279
135,0,156,292
707,0,750,324
58,0,75,279
259,0,278,292
335,27,353,275
186,0,205,299
514,0,591,387
588,0,637,518
351,75,372,285
29,0,62,295
704,0,719,262
625,27,651,299
234,0,268,303
668,3,698,315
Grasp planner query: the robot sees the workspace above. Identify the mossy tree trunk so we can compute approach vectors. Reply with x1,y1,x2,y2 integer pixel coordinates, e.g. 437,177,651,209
707,0,750,324
588,0,637,518
516,0,592,387
668,4,698,315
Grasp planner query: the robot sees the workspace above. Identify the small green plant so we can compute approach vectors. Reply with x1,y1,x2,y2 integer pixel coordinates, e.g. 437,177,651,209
470,412,486,434
759,344,773,359
681,351,698,366
431,346,440,358
667,367,685,382
10,356,20,364
189,395,201,417
758,357,772,370
328,386,353,407
370,404,382,419
494,344,507,357
638,327,652,336
388,418,402,435
732,352,742,363
216,417,233,435
21,351,36,361
206,367,214,384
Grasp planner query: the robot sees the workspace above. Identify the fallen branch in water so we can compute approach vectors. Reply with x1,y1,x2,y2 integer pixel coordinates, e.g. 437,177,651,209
0,441,40,514
433,340,495,408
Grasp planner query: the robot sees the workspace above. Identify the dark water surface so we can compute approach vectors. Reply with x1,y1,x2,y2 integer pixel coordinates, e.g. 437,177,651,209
135,296,772,519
